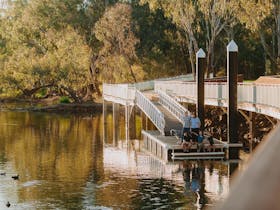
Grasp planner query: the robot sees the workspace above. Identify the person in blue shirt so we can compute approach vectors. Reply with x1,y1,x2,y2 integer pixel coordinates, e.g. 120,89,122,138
181,111,191,142
190,112,201,135
197,130,205,152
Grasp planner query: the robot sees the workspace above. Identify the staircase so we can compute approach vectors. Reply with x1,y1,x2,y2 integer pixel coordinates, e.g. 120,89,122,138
143,91,182,136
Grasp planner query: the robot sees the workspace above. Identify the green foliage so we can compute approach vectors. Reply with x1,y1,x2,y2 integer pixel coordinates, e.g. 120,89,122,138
35,88,47,98
0,1,91,101
132,3,187,77
0,0,279,102
59,96,70,104
94,3,144,83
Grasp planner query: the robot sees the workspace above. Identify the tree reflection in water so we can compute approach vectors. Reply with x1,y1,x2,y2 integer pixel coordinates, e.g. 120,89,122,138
0,110,244,209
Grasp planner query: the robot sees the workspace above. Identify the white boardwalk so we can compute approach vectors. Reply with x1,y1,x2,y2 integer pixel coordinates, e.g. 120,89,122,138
103,75,280,133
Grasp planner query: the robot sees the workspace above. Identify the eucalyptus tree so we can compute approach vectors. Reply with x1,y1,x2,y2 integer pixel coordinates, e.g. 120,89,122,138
140,0,199,77
0,0,91,101
140,0,236,78
94,3,144,83
234,0,279,74
198,0,236,77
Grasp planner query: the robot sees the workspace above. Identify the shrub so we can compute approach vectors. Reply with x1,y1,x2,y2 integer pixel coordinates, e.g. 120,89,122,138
59,96,70,103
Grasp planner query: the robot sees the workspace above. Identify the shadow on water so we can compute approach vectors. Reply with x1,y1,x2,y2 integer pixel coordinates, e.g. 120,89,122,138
0,110,247,209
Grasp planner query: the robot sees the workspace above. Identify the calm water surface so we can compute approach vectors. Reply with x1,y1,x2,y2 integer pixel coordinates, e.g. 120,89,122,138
0,111,249,209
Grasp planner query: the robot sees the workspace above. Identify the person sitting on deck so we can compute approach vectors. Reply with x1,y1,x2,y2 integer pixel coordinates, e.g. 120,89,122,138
182,132,193,153
181,111,191,143
207,132,215,152
190,112,201,135
197,130,205,152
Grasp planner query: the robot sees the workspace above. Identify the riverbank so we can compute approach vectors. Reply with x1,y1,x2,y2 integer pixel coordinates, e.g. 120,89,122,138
0,96,103,114
29,103,103,113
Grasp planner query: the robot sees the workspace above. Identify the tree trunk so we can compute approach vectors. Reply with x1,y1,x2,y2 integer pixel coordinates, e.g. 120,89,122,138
276,2,280,58
179,41,189,73
277,13,280,58
276,11,280,72
259,30,278,74
206,37,215,78
128,60,137,83
210,38,215,77
90,55,102,97
188,39,196,79
22,84,54,97
59,85,81,103
206,21,211,78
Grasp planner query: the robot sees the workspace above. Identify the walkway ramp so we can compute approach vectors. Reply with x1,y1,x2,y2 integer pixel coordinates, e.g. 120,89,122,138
143,91,182,136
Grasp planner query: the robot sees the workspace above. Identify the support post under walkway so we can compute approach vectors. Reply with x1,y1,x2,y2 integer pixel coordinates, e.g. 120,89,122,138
112,103,119,146
103,99,108,143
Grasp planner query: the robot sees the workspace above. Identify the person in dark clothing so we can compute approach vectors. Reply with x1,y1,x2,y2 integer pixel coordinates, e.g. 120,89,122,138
207,132,215,152
182,132,193,152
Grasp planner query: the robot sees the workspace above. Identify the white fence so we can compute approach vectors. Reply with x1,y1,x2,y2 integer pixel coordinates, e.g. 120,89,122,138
135,90,165,135
104,79,280,123
157,90,188,124
155,81,280,111
103,84,135,105
134,74,194,91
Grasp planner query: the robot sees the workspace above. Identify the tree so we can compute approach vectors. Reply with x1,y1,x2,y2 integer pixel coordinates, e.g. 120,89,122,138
140,0,199,77
94,3,145,83
0,1,90,101
234,0,279,74
140,0,236,78
131,1,188,78
198,0,236,77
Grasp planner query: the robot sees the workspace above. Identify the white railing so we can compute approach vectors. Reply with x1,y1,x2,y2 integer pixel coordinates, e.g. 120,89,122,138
103,84,135,105
254,84,280,108
155,81,197,99
135,90,165,135
134,74,194,91
155,81,280,111
156,74,194,81
237,82,280,107
157,90,188,124
205,82,228,101
135,80,154,91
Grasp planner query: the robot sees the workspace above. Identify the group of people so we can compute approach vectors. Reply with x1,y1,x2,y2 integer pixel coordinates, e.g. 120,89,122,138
180,111,215,153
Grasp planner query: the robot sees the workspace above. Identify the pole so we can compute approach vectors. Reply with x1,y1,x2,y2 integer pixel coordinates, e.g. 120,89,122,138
112,103,119,146
103,99,107,143
227,40,239,159
196,48,206,131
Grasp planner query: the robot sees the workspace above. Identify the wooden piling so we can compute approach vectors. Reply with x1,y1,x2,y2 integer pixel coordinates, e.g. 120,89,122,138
227,40,239,159
196,48,206,131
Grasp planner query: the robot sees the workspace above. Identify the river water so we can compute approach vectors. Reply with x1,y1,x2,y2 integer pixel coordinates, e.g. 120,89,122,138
0,110,249,209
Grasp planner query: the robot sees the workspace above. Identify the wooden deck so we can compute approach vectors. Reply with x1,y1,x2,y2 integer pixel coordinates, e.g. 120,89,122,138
142,130,227,161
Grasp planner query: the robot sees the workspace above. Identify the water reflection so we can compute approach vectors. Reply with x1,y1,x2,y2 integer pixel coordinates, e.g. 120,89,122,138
0,110,247,209
182,161,205,209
